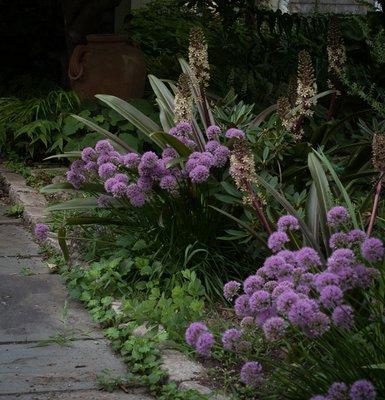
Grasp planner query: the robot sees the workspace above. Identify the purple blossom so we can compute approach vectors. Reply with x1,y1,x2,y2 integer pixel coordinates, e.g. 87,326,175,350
137,176,153,191
262,317,287,341
138,151,159,176
95,140,113,154
304,312,330,338
225,128,245,139
121,153,140,169
243,275,264,295
295,247,321,269
185,322,208,346
104,177,118,192
175,121,192,135
66,170,85,189
162,147,178,159
277,215,299,231
97,154,111,166
110,182,128,197
84,161,97,172
277,250,297,264
349,380,376,400
160,175,178,191
287,298,319,327
240,316,255,328
189,165,210,183
81,147,96,162
276,290,300,314
249,290,271,313
327,249,356,272
255,306,277,326
221,328,242,350
268,231,289,253
114,173,129,183
327,382,348,399
263,280,278,292
97,195,112,207
347,229,367,246
195,331,214,356
336,267,357,291
212,145,230,167
314,272,340,292
320,285,343,308
327,206,350,228
272,281,294,298
329,232,348,250
126,184,146,207
240,361,263,387
234,294,251,317
354,264,379,288
223,281,241,301
205,140,220,153
206,125,221,139
332,304,354,329
98,162,116,179
34,223,49,241
361,237,384,263
263,255,286,279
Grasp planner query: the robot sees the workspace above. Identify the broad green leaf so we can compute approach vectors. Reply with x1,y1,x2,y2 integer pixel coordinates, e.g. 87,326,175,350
44,151,81,161
64,216,126,225
71,115,135,153
150,131,192,157
58,227,69,262
47,197,100,212
306,182,320,241
41,182,104,194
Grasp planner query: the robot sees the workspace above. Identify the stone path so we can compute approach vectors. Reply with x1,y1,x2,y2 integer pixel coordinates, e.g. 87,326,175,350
0,201,153,400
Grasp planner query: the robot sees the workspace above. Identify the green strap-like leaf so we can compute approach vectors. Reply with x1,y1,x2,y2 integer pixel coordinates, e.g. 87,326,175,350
44,151,81,161
41,182,104,194
150,131,192,157
57,226,70,262
71,115,135,153
47,197,100,212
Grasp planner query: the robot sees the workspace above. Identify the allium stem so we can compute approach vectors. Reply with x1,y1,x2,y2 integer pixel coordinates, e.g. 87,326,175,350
367,173,384,236
245,181,272,235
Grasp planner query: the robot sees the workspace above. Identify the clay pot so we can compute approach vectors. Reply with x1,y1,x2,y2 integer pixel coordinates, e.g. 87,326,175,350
68,34,146,101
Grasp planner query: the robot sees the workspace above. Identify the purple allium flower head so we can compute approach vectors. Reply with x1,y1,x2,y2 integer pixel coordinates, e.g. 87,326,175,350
121,153,140,169
295,247,321,270
327,206,350,228
361,237,384,262
97,154,111,166
225,128,245,139
189,165,210,183
160,175,178,191
277,250,297,264
329,232,348,251
97,194,112,207
137,176,152,191
126,184,146,207
114,173,128,183
256,306,278,326
320,285,343,308
66,170,85,189
81,147,96,162
169,127,178,136
162,147,178,159
205,140,220,153
223,281,241,301
34,223,49,241
272,281,294,298
249,290,271,313
347,229,367,246
314,272,340,292
336,267,357,291
234,294,251,317
328,382,348,400
305,312,330,338
288,298,319,326
195,331,214,356
332,304,354,329
264,280,278,292
327,248,356,272
276,290,300,314
138,151,158,176
262,317,287,341
212,145,230,167
349,380,376,400
243,275,265,295
240,316,255,328
221,328,242,350
354,264,379,288
104,177,118,192
277,215,300,232
84,161,97,172
175,121,192,135
185,322,208,346
206,125,221,139
240,361,263,387
95,140,113,154
263,255,286,279
110,182,128,198
98,162,116,179
268,231,289,253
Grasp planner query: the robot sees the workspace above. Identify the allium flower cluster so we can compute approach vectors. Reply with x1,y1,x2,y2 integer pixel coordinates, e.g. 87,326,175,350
185,322,214,357
217,209,382,342
310,379,376,400
34,223,49,241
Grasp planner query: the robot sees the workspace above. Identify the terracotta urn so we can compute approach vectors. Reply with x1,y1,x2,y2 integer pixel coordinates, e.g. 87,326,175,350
68,34,146,101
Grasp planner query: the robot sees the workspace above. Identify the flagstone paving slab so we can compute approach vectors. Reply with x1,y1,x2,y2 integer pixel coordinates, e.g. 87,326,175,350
0,341,127,395
0,390,153,399
0,271,102,342
0,224,40,257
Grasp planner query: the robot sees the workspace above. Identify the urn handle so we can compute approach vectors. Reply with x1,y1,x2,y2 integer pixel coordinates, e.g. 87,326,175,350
68,45,87,81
